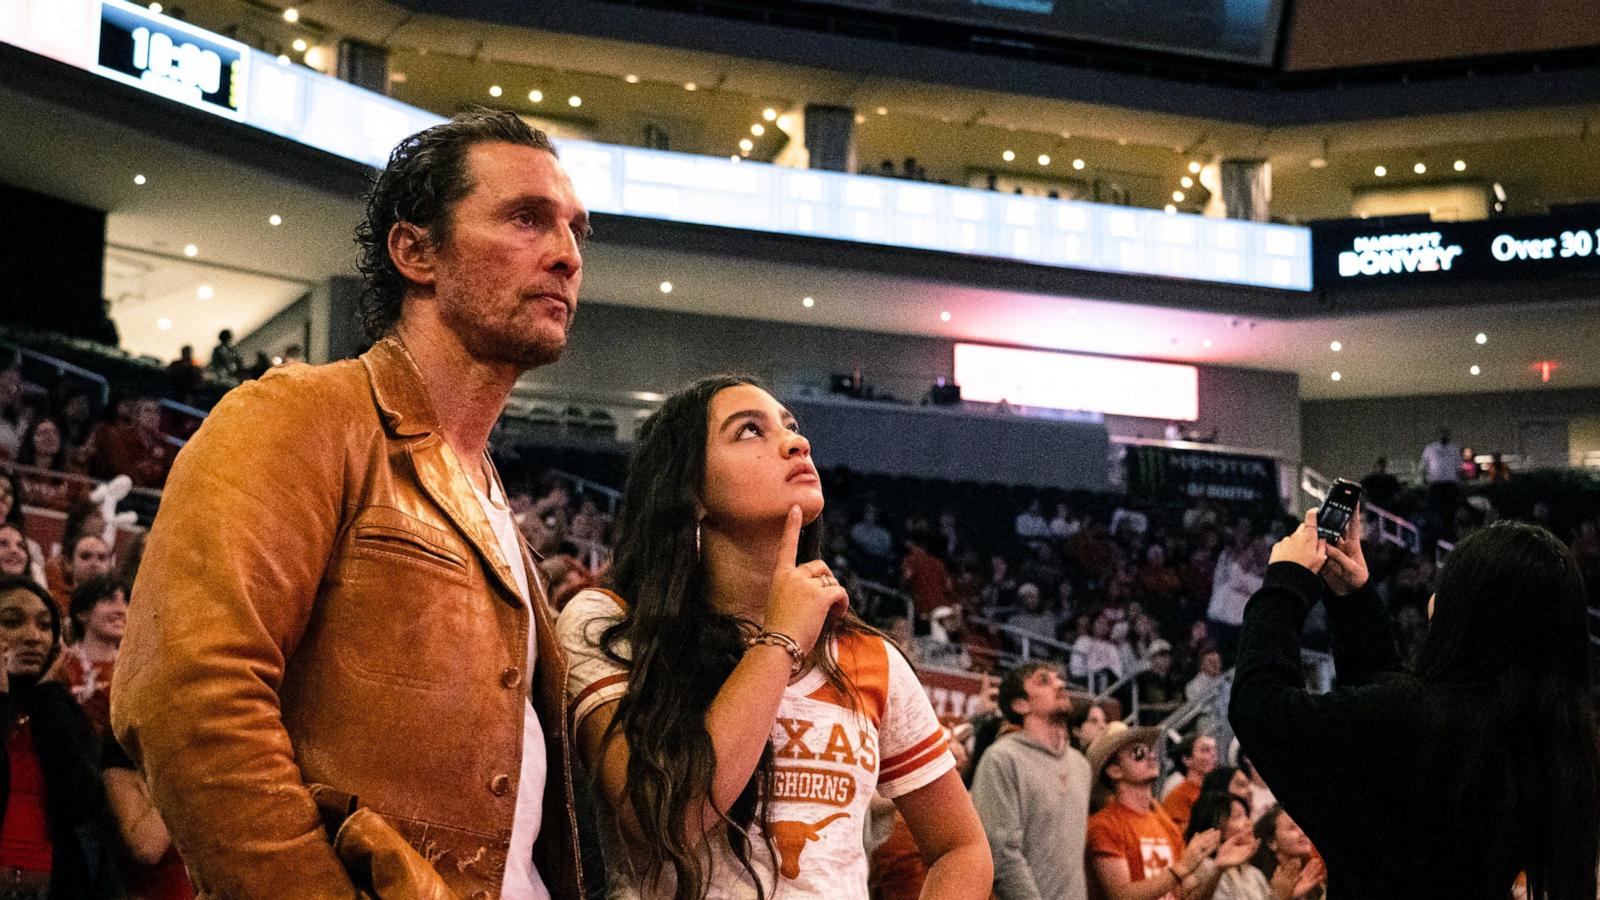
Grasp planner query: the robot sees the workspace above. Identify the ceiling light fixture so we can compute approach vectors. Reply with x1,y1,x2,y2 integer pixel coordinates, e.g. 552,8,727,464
1172,191,1185,202
133,174,146,185
183,244,198,257
488,85,502,98
197,285,214,299
875,106,887,115
1476,332,1487,344
1164,204,1177,214
1454,159,1466,172
738,138,754,152
763,108,777,121
1470,365,1481,375
148,2,162,11
528,89,543,102
683,82,697,91
1413,162,1427,174
1037,154,1051,166
157,317,173,331
276,54,290,65
292,38,308,52
751,124,765,136
802,296,815,308
624,74,639,84
1330,340,1342,352
567,95,581,107
659,281,673,294
1002,150,1015,162
1072,158,1085,170
269,214,282,226
1180,176,1194,188
282,6,299,23
1330,371,1342,381
1188,161,1201,174
1374,165,1387,177
940,311,952,322
1309,157,1328,169
1202,339,1213,348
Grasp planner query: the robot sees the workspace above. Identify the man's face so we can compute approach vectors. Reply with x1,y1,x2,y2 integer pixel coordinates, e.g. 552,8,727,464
1018,666,1071,723
1109,741,1159,786
425,142,588,370
1200,650,1223,677
134,400,161,433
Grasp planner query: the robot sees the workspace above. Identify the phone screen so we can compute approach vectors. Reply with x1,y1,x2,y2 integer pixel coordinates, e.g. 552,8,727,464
1317,481,1362,542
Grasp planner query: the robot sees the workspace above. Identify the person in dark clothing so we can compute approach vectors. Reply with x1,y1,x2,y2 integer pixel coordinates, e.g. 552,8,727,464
1358,457,1401,510
0,577,109,899
1230,513,1600,900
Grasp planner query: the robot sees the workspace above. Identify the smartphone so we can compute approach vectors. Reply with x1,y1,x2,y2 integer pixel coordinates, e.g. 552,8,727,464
1317,480,1362,543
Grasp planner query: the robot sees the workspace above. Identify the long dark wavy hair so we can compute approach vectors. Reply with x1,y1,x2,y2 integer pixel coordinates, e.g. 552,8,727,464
1412,521,1600,899
599,374,881,900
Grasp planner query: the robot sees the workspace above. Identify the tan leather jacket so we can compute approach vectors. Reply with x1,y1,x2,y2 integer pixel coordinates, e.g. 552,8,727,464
111,338,583,899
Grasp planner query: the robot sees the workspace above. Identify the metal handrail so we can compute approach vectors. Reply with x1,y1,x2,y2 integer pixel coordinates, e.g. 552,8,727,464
3,342,111,406
1151,669,1234,782
3,460,163,506
970,615,1077,662
547,469,622,515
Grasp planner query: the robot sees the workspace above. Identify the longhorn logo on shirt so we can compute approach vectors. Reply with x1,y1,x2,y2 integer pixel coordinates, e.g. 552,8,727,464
769,813,849,879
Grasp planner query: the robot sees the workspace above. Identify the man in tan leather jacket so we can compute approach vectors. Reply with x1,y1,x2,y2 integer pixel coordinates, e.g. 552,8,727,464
111,110,590,899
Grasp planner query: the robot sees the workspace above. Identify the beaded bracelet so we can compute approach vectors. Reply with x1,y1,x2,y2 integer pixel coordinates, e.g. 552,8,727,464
746,631,804,675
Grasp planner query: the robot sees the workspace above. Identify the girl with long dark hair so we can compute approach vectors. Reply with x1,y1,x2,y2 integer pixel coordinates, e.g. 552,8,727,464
0,576,107,898
1231,513,1600,898
556,376,991,899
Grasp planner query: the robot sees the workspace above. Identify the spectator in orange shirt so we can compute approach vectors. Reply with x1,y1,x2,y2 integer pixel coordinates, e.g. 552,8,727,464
1084,722,1251,900
901,532,953,619
1160,732,1217,833
89,398,173,488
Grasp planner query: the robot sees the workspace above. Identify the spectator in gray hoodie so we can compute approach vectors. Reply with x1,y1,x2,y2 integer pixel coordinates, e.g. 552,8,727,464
970,661,1092,900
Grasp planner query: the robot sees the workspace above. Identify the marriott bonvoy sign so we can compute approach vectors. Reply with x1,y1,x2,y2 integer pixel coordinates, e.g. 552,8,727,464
1316,213,1600,285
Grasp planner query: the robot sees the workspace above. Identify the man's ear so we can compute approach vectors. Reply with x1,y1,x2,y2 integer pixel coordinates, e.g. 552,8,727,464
1008,695,1029,721
388,221,436,288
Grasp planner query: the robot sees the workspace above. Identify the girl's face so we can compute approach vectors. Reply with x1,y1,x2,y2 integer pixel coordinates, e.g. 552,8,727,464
32,420,60,459
700,385,823,532
1223,798,1252,841
0,589,53,677
0,527,27,577
1229,768,1252,800
1076,705,1107,747
1272,811,1314,860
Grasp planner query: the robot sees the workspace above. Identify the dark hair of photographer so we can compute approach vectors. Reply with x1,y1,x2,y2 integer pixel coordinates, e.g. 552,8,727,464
1231,516,1599,899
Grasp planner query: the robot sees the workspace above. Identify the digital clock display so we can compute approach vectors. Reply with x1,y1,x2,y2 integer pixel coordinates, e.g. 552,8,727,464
96,0,247,120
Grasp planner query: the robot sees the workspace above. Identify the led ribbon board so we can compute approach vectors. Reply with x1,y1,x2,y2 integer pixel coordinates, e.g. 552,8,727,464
953,342,1200,421
2,0,1313,292
1314,211,1600,285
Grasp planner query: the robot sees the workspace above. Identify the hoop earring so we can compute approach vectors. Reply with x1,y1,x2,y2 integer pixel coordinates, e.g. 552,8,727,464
695,523,702,556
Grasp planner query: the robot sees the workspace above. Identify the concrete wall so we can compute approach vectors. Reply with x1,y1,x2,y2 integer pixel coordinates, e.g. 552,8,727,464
1301,386,1600,480
540,302,1304,461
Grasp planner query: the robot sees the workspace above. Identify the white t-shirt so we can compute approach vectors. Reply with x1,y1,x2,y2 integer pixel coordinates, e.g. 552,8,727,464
473,473,551,900
557,589,955,900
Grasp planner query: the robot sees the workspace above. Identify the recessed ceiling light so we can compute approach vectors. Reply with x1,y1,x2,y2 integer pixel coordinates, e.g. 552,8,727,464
528,89,543,102
802,296,815,308
1172,191,1185,202
183,244,198,257
940,311,952,322
148,2,162,11
1180,176,1194,188
763,108,778,121
854,113,865,124
738,138,754,152
292,38,308,52
624,74,639,84
276,54,291,65
1072,158,1085,170
751,123,765,136
269,214,283,226
567,95,581,107
1038,154,1051,166
488,85,503,98
1470,365,1481,375
683,82,697,91
1309,157,1327,169
1413,162,1426,174
1330,340,1342,352
1164,204,1177,215
1202,339,1213,348
1476,332,1487,344
1002,150,1015,162
875,106,888,115
729,155,740,163
1454,159,1466,172
1330,371,1342,381
1374,165,1387,177
197,285,214,300
283,7,299,22
157,317,173,331
659,281,673,294
133,174,146,185
1188,161,1201,174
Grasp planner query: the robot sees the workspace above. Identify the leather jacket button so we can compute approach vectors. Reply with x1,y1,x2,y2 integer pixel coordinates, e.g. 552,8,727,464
501,666,520,688
489,774,511,796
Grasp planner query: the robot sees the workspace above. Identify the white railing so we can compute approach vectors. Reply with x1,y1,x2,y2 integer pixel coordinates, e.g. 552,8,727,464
1301,465,1420,552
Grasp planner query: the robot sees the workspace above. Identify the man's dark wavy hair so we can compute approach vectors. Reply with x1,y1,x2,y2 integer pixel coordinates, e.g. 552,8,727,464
353,107,556,341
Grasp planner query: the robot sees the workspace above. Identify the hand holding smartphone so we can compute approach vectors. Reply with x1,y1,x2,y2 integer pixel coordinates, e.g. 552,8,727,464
1316,480,1362,544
